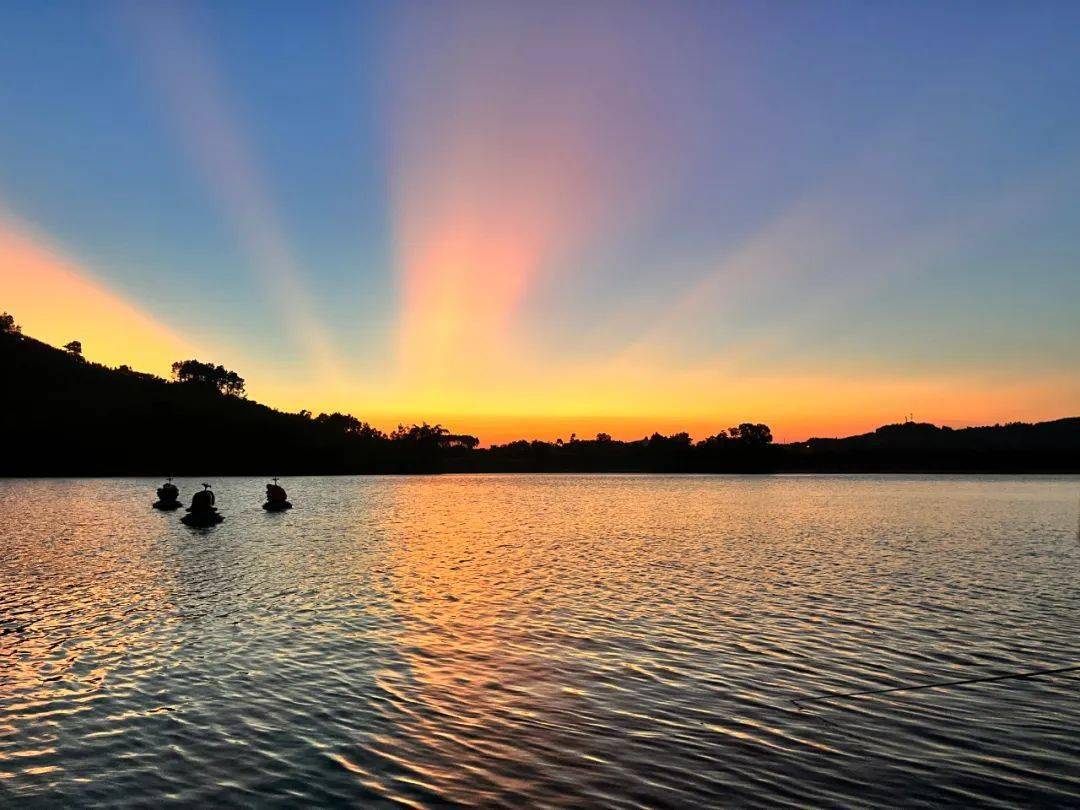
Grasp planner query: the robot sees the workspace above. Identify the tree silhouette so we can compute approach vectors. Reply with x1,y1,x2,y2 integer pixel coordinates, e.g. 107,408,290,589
314,412,385,440
389,422,479,451
63,340,83,357
391,422,448,445
0,312,20,334
170,359,246,396
444,433,480,450
728,423,773,446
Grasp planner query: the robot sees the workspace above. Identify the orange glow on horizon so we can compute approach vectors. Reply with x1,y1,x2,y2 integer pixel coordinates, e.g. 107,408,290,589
302,363,1079,446
2,215,1074,446
0,221,196,375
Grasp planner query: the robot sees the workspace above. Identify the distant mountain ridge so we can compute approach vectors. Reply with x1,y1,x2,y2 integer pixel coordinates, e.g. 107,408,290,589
1,323,1077,475
810,418,1080,451
785,418,1080,472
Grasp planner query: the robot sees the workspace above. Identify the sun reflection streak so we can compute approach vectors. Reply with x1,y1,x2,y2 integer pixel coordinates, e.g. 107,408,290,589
365,477,582,797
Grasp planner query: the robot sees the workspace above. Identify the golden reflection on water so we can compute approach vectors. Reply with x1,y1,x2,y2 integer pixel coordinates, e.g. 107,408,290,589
0,483,179,702
390,482,557,648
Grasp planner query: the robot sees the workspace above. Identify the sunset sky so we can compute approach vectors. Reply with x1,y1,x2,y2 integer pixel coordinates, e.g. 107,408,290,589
1,1,1078,443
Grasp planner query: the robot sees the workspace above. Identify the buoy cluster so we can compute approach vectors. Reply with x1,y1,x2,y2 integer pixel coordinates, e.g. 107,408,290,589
152,478,293,527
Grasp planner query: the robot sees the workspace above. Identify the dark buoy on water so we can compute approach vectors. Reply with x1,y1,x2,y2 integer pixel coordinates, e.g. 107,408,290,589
263,477,292,512
182,483,224,527
153,477,182,511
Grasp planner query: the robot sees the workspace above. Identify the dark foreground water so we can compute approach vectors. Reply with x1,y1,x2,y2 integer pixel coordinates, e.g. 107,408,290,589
1,475,1079,807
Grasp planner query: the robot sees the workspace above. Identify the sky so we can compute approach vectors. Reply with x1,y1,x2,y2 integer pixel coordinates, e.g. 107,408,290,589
1,1,1078,444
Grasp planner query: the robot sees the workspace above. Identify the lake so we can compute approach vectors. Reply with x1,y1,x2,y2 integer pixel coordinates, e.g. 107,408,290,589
2,475,1079,807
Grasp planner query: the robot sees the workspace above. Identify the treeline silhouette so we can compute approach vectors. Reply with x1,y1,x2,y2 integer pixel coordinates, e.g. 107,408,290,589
456,417,1080,473
2,314,1077,475
461,425,777,473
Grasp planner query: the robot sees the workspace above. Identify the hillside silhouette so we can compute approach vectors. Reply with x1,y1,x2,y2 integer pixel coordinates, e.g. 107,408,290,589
1,316,1077,475
0,317,475,475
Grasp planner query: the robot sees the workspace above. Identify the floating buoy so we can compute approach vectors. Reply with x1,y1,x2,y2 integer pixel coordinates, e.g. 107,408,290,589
182,483,224,527
263,477,292,512
153,477,183,511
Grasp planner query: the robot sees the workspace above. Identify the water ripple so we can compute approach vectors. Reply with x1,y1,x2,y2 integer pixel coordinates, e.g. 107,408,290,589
1,475,1079,806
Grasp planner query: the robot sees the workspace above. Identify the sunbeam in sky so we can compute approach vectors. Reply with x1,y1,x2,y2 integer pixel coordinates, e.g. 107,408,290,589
121,0,341,382
0,1,1078,443
0,213,195,374
385,2,693,388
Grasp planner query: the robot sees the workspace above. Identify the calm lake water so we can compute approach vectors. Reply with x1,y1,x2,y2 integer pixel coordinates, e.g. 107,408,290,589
2,475,1079,807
